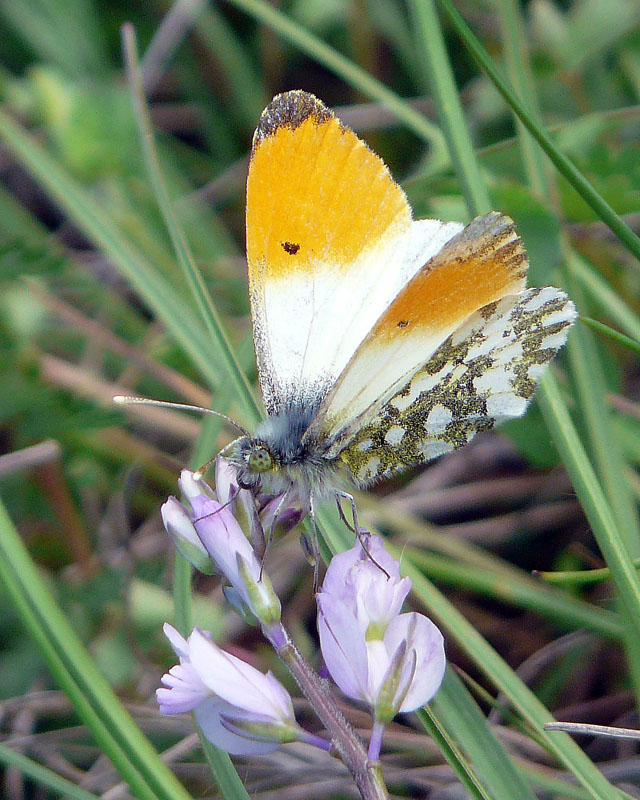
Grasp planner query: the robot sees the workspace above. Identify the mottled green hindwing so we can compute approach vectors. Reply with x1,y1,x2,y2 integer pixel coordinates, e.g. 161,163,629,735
337,286,576,484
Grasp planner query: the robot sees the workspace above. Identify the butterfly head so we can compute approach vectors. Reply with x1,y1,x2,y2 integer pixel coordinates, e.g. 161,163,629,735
229,436,279,491
226,403,339,497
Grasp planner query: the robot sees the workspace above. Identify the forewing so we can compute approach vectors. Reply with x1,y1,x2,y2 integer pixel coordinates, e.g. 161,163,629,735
334,286,576,485
309,212,528,440
246,91,461,414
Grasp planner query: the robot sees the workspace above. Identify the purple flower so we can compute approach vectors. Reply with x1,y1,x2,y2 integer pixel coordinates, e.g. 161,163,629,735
169,470,281,625
317,534,445,723
259,484,309,537
157,624,303,755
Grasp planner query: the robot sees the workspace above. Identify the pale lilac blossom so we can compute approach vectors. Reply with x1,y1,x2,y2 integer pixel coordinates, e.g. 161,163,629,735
317,534,445,724
157,624,304,755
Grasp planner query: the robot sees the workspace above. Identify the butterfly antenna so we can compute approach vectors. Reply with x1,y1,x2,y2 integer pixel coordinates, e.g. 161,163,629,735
192,438,242,480
113,395,250,436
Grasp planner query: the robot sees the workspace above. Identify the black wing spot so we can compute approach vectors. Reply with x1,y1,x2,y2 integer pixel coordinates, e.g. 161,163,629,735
397,319,410,328
282,241,301,255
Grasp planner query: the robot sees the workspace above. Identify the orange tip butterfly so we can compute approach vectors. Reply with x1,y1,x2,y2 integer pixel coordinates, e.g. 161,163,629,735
119,90,576,513
222,90,576,503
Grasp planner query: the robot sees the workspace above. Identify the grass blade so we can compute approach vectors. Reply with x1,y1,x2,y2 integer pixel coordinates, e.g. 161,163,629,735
426,669,536,800
407,0,490,215
122,24,261,425
580,317,640,356
222,0,449,171
0,501,193,800
437,0,640,263
403,557,622,800
0,744,101,800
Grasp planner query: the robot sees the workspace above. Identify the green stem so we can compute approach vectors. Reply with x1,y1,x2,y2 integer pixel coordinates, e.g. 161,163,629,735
407,0,490,215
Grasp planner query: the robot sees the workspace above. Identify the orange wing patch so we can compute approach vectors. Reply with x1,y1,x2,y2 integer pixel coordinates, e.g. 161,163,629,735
246,91,410,281
373,212,527,342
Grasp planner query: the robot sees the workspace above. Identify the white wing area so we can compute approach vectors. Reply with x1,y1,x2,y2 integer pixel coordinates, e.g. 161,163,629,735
251,218,463,412
308,212,528,443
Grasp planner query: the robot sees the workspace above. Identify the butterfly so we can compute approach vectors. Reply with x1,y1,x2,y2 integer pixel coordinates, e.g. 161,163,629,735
219,89,576,514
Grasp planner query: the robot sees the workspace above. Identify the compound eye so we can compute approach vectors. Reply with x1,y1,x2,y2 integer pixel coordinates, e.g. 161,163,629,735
248,445,273,473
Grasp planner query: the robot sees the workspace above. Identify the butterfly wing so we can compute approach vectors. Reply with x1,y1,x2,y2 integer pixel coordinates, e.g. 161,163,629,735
331,286,576,484
246,91,462,415
306,212,529,442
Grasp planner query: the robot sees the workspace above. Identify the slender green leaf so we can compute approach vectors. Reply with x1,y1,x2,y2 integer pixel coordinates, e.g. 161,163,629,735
407,0,490,216
222,0,449,171
437,0,640,263
406,548,621,640
0,500,193,800
0,744,101,800
538,373,640,639
570,254,640,342
581,317,640,357
418,702,495,800
427,670,536,800
403,556,623,800
122,24,261,425
197,728,252,800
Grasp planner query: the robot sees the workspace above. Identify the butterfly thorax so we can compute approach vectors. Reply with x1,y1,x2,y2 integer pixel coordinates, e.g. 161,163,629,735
228,404,345,498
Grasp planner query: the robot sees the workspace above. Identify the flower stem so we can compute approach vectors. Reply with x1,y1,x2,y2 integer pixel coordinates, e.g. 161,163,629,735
368,720,385,762
300,732,332,751
274,629,389,800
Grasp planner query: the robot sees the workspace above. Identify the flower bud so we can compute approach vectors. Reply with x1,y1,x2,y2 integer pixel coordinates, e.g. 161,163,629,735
166,470,281,625
160,496,216,575
237,552,281,627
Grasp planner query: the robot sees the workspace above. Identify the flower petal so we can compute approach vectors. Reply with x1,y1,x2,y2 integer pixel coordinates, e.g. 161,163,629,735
214,458,239,506
384,613,445,712
195,697,280,756
163,623,189,660
317,594,368,702
188,629,287,719
156,662,209,714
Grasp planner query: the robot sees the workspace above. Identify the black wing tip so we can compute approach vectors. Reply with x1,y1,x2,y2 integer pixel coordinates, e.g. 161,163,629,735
469,211,516,236
253,90,334,146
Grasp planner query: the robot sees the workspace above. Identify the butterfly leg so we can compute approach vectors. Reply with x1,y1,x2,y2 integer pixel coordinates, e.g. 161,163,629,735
266,486,293,545
308,491,321,593
335,490,361,535
334,490,389,577
256,484,295,578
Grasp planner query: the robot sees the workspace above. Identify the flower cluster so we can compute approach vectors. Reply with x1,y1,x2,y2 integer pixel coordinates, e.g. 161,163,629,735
161,462,283,628
157,461,445,761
